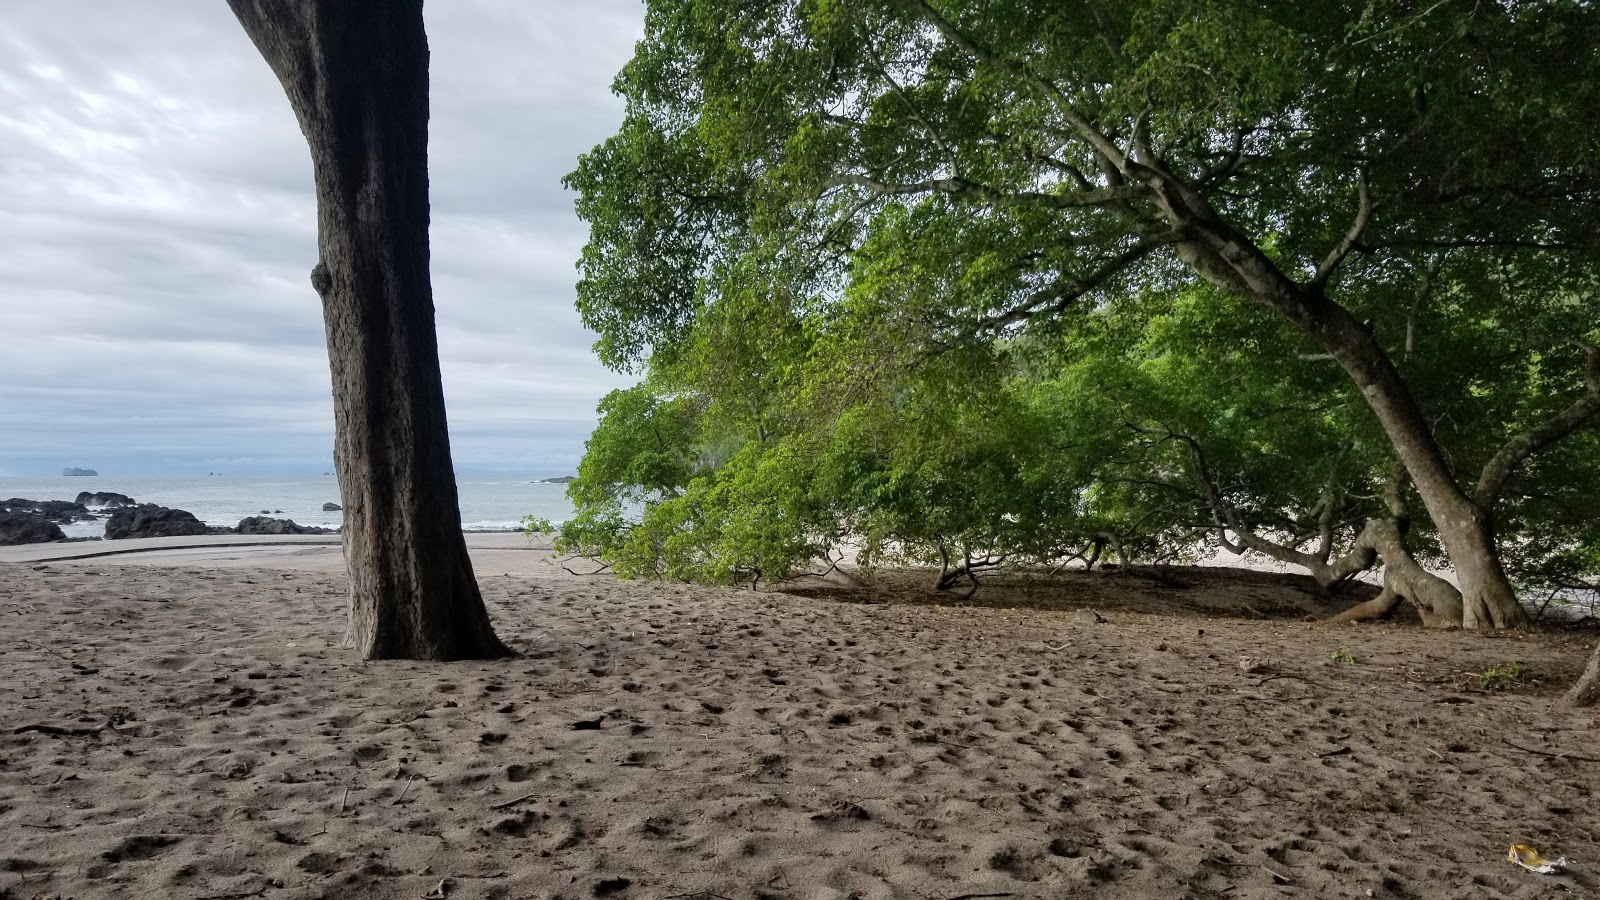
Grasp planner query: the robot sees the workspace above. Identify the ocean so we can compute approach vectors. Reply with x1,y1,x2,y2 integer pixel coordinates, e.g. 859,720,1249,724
0,475,576,540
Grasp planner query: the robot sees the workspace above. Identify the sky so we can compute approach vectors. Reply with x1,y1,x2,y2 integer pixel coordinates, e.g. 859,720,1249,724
0,2,646,477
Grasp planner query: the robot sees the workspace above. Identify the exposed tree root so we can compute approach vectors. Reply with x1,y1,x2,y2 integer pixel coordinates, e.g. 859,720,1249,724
1326,587,1402,624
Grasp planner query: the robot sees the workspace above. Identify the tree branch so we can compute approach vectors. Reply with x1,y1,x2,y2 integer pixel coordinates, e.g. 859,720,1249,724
829,173,1140,209
901,0,1132,170
1475,343,1600,507
977,232,1179,332
1312,169,1372,288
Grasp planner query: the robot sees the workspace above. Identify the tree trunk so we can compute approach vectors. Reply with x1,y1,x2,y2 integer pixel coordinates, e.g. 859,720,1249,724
1167,228,1529,630
1562,645,1600,708
228,0,512,660
1296,306,1528,630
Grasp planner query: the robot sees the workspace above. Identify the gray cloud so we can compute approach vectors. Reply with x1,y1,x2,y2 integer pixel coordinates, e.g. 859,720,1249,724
0,1,643,476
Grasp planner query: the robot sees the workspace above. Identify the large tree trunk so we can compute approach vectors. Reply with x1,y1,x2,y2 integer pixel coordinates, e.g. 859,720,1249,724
1166,223,1529,630
228,0,513,660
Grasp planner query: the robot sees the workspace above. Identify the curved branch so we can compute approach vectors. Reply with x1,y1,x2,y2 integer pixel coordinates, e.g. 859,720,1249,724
1312,169,1372,288
1475,344,1600,508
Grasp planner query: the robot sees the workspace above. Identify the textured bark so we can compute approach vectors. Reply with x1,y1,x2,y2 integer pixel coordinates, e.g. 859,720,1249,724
1562,645,1600,708
1350,518,1463,628
228,0,512,660
1325,585,1403,624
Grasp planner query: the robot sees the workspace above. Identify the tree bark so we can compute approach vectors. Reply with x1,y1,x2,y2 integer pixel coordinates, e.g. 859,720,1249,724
228,0,512,660
1562,645,1600,708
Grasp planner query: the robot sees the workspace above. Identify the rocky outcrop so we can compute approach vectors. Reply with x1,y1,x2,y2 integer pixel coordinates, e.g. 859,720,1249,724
234,516,334,536
538,476,578,484
75,491,136,508
104,505,213,540
322,502,342,511
62,467,98,476
0,512,67,545
0,498,97,524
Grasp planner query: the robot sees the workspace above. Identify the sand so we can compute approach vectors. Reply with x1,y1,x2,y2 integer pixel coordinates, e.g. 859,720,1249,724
2,537,1598,899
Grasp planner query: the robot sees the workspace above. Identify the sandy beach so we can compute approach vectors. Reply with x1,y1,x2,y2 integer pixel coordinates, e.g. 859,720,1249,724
2,536,1598,899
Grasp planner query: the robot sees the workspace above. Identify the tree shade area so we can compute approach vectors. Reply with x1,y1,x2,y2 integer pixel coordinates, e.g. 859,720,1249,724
559,0,1600,692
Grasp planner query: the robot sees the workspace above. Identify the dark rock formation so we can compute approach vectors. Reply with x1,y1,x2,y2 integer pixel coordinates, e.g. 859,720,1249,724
235,516,335,536
0,498,97,523
75,491,136,508
538,476,578,484
322,502,342,511
62,467,98,476
0,512,67,545
104,504,212,540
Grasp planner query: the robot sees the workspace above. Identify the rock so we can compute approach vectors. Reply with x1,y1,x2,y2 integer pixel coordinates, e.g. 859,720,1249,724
322,502,342,511
1072,608,1107,625
0,498,96,524
235,516,334,536
62,467,98,476
75,491,136,508
104,505,212,540
260,509,271,515
0,511,68,545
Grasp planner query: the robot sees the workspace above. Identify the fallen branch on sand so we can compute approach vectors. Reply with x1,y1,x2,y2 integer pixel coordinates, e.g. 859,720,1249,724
1502,738,1600,763
559,557,613,577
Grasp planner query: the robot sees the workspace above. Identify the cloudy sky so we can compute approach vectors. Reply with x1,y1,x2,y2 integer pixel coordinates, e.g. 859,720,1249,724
0,2,645,477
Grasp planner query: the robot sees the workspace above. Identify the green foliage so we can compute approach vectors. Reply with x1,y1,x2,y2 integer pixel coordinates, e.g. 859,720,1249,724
519,515,556,535
557,0,1600,596
1478,663,1531,691
1330,649,1357,665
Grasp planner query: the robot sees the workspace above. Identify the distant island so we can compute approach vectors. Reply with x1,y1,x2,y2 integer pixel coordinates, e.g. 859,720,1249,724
537,476,577,484
62,467,98,477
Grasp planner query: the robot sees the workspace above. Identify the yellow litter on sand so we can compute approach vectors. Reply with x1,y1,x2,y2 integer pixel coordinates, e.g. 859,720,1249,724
1508,844,1568,874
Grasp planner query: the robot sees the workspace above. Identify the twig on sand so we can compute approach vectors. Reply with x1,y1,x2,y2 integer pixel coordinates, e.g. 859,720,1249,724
338,786,350,813
423,878,450,899
1503,738,1600,763
489,792,539,810
196,887,269,900
13,721,106,736
22,637,95,672
944,894,1017,900
1254,673,1316,687
393,775,419,805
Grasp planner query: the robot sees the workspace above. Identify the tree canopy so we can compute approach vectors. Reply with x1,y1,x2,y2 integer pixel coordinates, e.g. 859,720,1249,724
559,0,1600,647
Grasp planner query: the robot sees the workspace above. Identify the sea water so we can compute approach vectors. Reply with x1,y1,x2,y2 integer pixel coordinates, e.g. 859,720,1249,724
0,475,576,540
